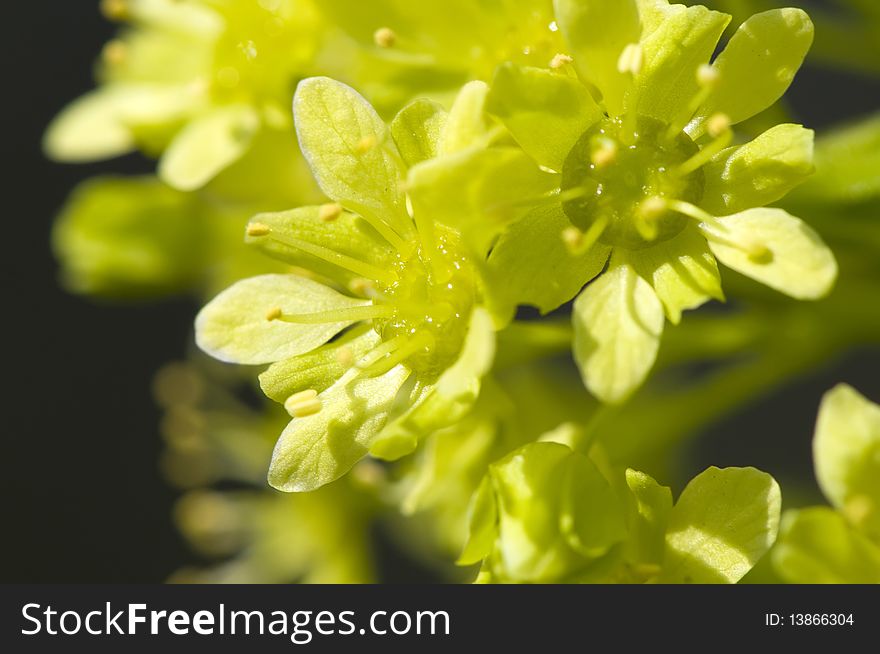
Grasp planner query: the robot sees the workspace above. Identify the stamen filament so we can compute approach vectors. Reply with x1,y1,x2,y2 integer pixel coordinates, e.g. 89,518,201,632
258,229,397,285
269,303,393,325
672,124,732,177
359,331,435,378
562,215,608,255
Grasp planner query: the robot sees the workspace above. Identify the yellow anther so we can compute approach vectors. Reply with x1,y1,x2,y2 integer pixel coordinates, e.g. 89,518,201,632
617,43,643,76
335,345,355,368
356,135,378,153
549,53,574,70
561,226,584,254
286,396,322,418
102,40,127,66
590,138,618,169
638,196,668,223
319,202,343,222
351,459,386,488
746,241,773,264
706,112,732,138
101,0,128,21
246,222,271,237
265,306,283,321
373,27,397,48
348,277,375,296
696,64,720,89
843,495,874,527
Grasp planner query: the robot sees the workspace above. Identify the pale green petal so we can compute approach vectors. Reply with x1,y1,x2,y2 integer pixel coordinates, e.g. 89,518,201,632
245,206,394,286
553,0,640,114
293,77,410,236
195,274,367,365
440,81,490,155
689,9,813,135
662,466,781,584
407,146,558,252
487,63,601,171
390,98,447,167
702,124,814,215
814,384,880,538
773,507,880,584
370,308,495,460
636,5,730,127
704,208,837,300
487,203,610,316
458,476,498,566
159,105,260,191
625,468,673,564
268,364,411,492
623,225,723,324
572,262,664,404
259,327,381,403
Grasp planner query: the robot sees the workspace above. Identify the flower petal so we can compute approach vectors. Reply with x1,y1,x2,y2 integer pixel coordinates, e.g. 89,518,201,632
441,81,491,155
293,77,410,236
814,384,880,538
689,8,813,135
623,225,723,324
369,308,496,460
159,105,260,191
487,63,601,171
625,469,673,565
662,466,781,584
704,208,837,300
572,262,664,404
635,5,730,127
773,507,880,584
268,364,412,492
195,274,368,365
390,98,448,167
553,0,641,114
487,203,610,316
702,124,814,215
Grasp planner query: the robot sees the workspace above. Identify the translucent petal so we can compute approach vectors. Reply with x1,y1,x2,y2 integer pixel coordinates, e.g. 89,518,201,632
195,274,368,365
572,262,664,404
553,0,641,114
623,225,723,324
814,384,880,538
689,9,813,135
268,364,411,492
487,203,610,316
662,466,781,583
390,98,447,167
293,77,410,236
487,63,601,171
159,105,260,191
440,81,491,155
704,208,837,300
773,507,880,584
702,124,814,215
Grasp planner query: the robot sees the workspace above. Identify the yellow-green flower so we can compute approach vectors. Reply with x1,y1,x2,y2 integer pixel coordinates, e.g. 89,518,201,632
479,1,837,403
195,78,496,492
461,440,781,583
45,0,323,196
774,384,880,583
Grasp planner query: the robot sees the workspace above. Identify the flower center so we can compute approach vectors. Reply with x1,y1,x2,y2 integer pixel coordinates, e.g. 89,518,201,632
560,115,705,250
373,230,474,380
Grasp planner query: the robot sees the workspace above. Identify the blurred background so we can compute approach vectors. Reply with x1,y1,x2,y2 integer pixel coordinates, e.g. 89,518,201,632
3,1,879,582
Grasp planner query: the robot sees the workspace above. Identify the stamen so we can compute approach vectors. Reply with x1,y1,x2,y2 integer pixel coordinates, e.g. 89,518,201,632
634,197,667,241
335,345,355,368
285,393,322,418
248,224,397,284
561,215,608,255
673,114,732,177
373,27,397,48
356,135,378,154
101,0,128,21
617,43,643,76
102,40,127,66
269,304,394,325
348,277,376,297
665,64,722,141
617,43,644,142
549,53,574,70
590,137,618,169
319,203,343,222
359,330,434,378
284,389,320,417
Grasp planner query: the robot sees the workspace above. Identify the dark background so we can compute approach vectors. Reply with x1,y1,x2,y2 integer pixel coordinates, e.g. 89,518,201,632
2,3,879,582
